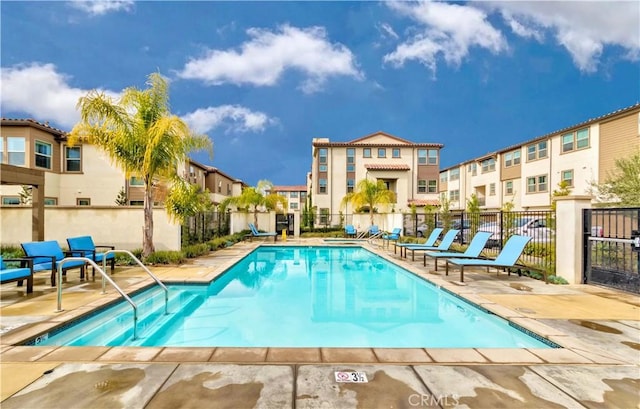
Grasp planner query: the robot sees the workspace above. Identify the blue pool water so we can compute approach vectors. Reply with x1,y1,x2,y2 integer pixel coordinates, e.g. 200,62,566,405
35,246,554,348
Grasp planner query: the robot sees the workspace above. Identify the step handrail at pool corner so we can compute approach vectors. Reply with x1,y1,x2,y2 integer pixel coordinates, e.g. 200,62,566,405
103,249,169,315
57,257,140,339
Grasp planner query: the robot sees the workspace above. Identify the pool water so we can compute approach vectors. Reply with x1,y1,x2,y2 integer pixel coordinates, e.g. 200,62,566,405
36,246,554,348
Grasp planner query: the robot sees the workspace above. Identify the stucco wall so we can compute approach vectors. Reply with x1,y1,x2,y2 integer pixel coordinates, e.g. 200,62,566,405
0,206,181,250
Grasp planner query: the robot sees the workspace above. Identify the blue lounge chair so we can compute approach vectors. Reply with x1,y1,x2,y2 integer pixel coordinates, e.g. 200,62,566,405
402,229,460,261
381,227,402,248
345,224,357,238
248,223,277,242
368,225,381,237
423,231,492,269
445,235,535,282
394,228,443,255
67,236,116,273
21,240,88,286
0,255,34,293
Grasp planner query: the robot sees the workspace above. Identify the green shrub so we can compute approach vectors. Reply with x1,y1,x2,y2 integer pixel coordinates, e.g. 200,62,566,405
182,243,210,258
547,275,569,285
0,245,25,258
144,251,185,265
114,248,143,266
207,237,229,250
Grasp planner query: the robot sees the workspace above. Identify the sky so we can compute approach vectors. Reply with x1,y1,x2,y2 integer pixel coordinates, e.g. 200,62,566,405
1,1,639,186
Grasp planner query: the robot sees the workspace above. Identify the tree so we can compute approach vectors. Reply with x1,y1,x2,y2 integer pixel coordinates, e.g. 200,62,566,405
591,150,640,207
164,179,213,222
220,182,287,229
115,187,127,206
69,72,212,257
551,180,572,211
341,179,396,226
466,193,481,239
19,185,32,205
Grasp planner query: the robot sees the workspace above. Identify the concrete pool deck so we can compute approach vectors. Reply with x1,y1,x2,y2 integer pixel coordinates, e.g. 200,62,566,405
1,238,638,408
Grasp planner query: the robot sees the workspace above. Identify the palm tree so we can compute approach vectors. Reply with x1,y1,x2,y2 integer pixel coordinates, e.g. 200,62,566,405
342,179,396,227
220,183,287,229
69,72,212,257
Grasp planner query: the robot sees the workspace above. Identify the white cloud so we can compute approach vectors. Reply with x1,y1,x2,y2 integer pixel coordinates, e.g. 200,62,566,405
378,22,399,40
500,10,543,42
177,24,363,93
488,1,640,72
68,0,134,16
384,1,506,75
182,105,277,135
0,63,119,128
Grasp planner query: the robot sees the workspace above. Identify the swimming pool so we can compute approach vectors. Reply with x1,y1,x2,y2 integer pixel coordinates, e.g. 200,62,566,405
34,246,555,348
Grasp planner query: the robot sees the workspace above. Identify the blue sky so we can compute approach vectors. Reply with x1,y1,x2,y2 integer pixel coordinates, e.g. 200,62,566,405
2,1,639,186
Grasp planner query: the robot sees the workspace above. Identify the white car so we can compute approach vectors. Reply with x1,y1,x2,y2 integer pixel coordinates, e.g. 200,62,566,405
479,218,554,247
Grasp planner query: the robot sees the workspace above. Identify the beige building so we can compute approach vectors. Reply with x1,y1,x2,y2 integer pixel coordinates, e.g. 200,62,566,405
439,103,640,210
310,132,443,219
272,185,307,212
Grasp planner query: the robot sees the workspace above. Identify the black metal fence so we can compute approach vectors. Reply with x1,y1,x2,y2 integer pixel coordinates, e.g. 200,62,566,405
181,211,231,245
583,207,639,293
404,210,556,273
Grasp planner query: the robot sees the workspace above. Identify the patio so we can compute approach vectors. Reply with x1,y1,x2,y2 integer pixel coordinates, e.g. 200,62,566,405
1,238,638,408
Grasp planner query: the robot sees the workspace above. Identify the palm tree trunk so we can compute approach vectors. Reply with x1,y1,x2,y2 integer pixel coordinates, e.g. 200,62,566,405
254,208,259,229
143,185,155,257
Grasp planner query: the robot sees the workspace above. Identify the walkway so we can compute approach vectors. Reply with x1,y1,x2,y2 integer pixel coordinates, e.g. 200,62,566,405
1,239,638,408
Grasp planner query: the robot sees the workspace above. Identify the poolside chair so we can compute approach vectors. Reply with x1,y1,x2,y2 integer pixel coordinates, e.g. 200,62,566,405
21,240,88,286
401,229,460,261
445,235,536,282
344,224,357,238
0,255,34,294
248,223,277,242
67,236,116,273
368,225,381,238
381,227,402,248
423,231,492,270
394,228,443,255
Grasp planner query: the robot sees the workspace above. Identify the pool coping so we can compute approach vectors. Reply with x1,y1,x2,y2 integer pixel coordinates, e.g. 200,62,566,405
0,241,633,367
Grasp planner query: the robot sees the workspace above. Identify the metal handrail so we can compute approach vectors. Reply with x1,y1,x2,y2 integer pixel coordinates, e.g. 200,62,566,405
102,249,169,315
56,257,139,339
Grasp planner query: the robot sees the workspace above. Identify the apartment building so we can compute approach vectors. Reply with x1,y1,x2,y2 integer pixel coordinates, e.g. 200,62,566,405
272,185,308,212
439,103,640,210
310,131,443,217
0,118,243,207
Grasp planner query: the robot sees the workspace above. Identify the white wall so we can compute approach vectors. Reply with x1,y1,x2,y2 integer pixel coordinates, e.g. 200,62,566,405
0,206,181,250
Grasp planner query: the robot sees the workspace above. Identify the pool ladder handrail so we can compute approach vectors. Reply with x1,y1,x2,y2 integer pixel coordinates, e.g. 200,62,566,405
56,257,140,339
102,249,169,315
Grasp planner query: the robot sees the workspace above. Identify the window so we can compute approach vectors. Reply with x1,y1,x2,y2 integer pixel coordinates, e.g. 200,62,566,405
378,148,386,158
504,150,521,167
418,180,437,193
449,168,460,181
392,148,400,158
319,208,329,224
346,164,355,172
130,176,144,186
319,178,327,194
527,175,548,193
300,192,307,199
505,181,513,195
63,146,81,172
227,185,232,195
347,179,355,193
527,141,548,161
7,137,26,166
290,202,298,210
440,173,447,183
562,128,589,153
77,198,91,206
417,180,426,193
346,148,355,164
129,200,144,206
489,183,496,196
34,141,52,169
290,191,298,198
561,169,574,187
319,165,327,172
428,180,437,193
2,196,20,205
44,198,58,205
449,190,460,201
279,191,287,197
417,149,437,165
481,158,496,173
468,163,477,176
318,148,327,164
363,148,371,158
